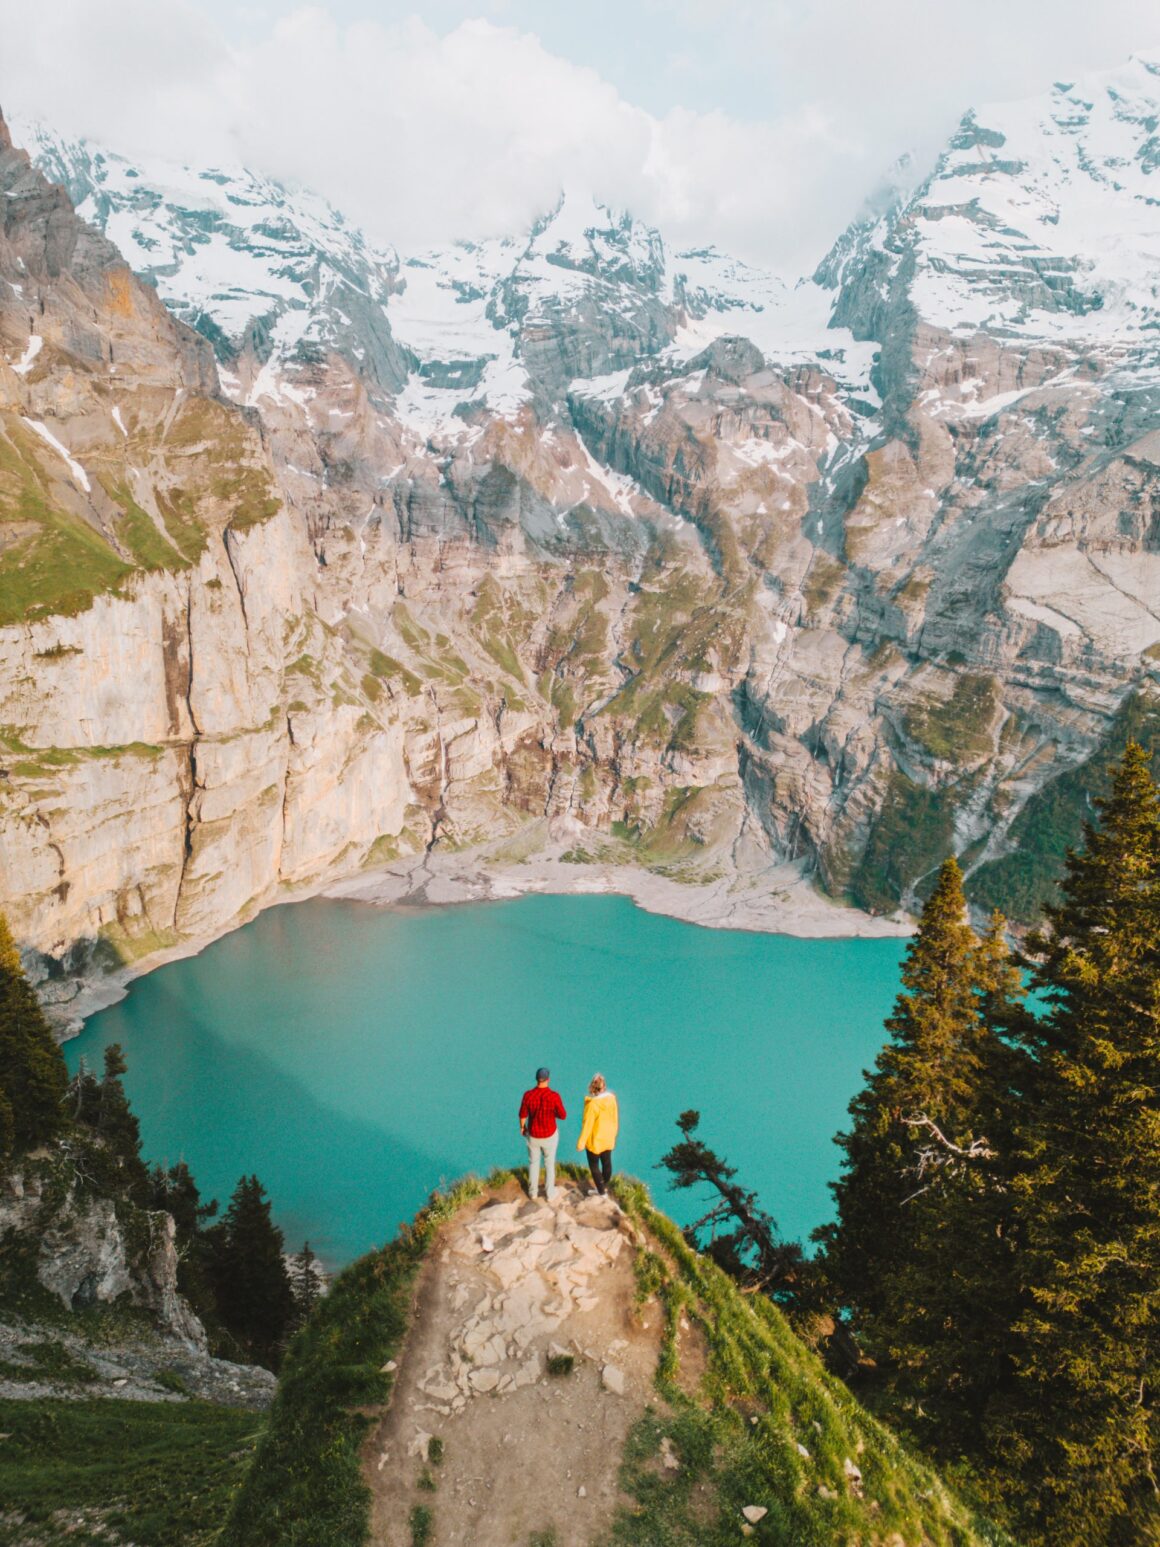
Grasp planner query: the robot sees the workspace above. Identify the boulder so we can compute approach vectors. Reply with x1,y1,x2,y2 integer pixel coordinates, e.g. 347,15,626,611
601,1363,626,1396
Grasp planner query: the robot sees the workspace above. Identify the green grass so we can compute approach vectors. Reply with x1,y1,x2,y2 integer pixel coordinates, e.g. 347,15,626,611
1,737,166,785
368,649,423,696
0,392,279,629
219,1176,489,1547
544,575,609,659
98,476,186,571
0,424,131,625
0,1398,260,1547
967,691,1160,923
905,674,999,764
163,397,281,533
0,1340,98,1387
612,1180,1013,1547
154,1369,191,1396
468,578,531,684
155,487,210,563
408,1504,433,1545
848,769,956,914
393,603,431,652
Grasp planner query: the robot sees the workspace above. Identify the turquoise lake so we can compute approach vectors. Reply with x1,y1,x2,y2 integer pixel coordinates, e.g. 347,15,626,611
65,894,906,1267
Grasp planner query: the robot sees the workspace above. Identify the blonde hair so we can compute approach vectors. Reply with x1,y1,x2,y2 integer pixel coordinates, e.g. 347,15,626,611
588,1073,606,1096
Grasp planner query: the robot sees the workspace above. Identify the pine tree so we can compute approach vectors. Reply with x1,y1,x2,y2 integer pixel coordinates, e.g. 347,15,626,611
149,1159,219,1324
822,861,986,1310
94,1043,149,1198
207,1175,295,1369
988,743,1160,1545
0,1086,14,1165
287,1241,323,1328
149,1160,217,1240
66,1055,101,1126
819,860,1026,1449
659,1110,806,1302
0,912,68,1152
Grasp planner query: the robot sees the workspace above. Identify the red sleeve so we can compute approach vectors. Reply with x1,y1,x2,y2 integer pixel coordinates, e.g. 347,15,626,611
554,1092,566,1120
519,1092,530,1121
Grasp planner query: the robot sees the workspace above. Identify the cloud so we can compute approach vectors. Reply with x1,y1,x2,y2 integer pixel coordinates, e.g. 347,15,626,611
0,1,1157,272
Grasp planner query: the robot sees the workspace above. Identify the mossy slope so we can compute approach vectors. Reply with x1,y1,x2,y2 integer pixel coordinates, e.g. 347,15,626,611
967,691,1160,923
616,1178,1011,1547
0,394,281,628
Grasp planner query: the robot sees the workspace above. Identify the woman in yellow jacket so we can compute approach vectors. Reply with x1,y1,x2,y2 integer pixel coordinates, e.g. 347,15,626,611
577,1073,619,1195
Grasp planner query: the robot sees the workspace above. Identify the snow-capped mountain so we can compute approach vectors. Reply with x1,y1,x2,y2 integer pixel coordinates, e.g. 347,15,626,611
13,117,412,398
12,116,877,436
825,52,1160,356
4,56,1160,999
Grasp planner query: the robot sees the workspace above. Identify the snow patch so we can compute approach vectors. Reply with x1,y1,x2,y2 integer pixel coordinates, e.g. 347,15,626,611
11,334,42,375
23,418,90,492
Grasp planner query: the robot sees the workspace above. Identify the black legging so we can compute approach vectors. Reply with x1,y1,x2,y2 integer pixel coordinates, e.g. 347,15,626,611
586,1148,613,1191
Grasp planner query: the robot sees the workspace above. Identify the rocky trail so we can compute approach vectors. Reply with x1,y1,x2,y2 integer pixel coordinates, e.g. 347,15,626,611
363,1177,663,1547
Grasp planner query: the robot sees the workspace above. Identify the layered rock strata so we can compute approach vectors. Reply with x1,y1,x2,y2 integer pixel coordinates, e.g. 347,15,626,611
2,62,1160,1008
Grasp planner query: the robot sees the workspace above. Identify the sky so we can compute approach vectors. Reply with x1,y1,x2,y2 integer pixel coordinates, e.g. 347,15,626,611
1,0,1158,272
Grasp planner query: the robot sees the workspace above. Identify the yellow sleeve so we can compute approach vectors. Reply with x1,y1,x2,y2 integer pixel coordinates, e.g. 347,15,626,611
577,1097,593,1152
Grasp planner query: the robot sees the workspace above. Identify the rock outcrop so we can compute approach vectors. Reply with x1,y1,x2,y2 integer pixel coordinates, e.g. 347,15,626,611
0,1152,205,1348
0,1313,277,1407
414,1188,633,1410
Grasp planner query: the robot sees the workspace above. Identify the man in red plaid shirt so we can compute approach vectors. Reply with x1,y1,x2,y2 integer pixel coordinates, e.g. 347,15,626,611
519,1066,567,1202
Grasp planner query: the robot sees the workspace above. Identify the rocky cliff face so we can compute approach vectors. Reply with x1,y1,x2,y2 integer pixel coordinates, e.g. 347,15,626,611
0,1148,204,1347
2,58,1160,1008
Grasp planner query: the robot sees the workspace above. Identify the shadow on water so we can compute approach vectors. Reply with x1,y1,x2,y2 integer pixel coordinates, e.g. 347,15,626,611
66,969,466,1265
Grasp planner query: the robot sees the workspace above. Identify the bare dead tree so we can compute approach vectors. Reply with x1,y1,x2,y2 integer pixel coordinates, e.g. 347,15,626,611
899,1112,998,1202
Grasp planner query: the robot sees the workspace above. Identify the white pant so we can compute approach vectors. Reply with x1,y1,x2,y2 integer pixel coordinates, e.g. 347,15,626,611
527,1131,558,1198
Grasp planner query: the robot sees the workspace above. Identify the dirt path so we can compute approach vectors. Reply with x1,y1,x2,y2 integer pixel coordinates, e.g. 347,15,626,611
363,1177,662,1547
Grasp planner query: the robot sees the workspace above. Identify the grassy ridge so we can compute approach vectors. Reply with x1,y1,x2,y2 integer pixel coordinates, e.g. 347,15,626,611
218,1176,487,1547
223,1171,1009,1547
615,1180,1012,1546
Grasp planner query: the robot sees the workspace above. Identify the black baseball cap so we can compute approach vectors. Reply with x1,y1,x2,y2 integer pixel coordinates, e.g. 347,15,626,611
536,1066,550,1081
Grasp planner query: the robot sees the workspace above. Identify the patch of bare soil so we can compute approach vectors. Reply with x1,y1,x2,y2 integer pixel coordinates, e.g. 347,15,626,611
363,1177,662,1547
